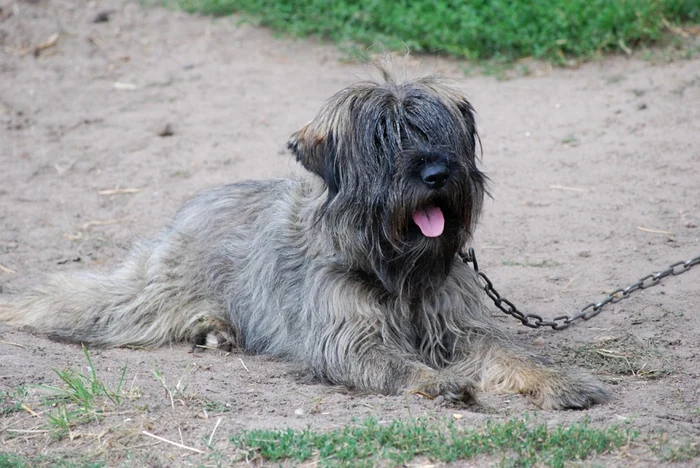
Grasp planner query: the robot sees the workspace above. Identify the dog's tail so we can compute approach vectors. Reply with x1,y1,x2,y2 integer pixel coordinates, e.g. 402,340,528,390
0,241,218,348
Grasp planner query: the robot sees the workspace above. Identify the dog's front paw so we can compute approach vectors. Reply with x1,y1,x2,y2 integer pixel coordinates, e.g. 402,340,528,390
409,371,479,404
526,369,608,410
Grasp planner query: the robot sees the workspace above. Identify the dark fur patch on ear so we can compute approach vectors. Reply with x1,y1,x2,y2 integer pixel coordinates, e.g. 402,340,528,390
288,126,340,198
455,99,477,141
287,124,318,169
321,132,340,198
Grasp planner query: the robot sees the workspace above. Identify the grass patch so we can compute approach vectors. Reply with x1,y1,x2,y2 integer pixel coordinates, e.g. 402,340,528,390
640,36,700,63
37,346,128,439
561,334,672,379
202,398,231,413
655,441,700,462
561,134,579,146
178,0,699,62
0,386,28,417
232,416,635,467
651,434,700,462
0,452,105,468
0,453,29,468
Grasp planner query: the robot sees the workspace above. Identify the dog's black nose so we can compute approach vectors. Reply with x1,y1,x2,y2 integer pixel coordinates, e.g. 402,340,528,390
421,163,449,189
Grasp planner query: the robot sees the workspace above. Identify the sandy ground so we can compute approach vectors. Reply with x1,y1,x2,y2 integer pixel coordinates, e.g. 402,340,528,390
0,0,699,465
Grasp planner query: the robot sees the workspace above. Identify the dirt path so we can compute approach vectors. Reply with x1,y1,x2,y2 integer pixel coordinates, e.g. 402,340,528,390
1,0,699,465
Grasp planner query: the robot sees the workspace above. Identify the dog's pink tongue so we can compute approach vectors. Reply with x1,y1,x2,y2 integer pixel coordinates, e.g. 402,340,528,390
412,206,445,237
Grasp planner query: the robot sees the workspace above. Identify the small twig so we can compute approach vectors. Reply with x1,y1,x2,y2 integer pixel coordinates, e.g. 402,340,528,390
114,82,138,91
141,431,204,454
34,33,59,56
194,344,220,351
596,349,626,359
129,371,140,395
0,340,25,348
98,188,144,195
178,426,184,445
636,226,674,236
661,18,689,38
238,358,250,372
6,33,61,57
549,184,588,193
53,160,76,175
87,35,106,49
82,215,133,230
208,417,223,446
559,277,576,294
0,264,16,274
618,39,632,55
20,404,38,417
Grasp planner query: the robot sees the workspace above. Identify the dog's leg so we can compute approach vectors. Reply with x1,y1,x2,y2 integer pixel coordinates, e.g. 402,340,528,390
308,332,478,403
300,291,477,402
298,271,479,402
407,365,480,403
450,337,608,409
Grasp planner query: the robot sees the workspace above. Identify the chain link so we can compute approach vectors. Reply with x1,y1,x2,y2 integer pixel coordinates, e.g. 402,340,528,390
460,248,700,330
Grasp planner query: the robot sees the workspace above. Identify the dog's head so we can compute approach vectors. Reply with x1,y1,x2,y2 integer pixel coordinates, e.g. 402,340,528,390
288,74,486,294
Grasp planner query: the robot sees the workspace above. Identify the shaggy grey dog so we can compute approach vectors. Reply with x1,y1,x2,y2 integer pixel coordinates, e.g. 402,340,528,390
1,74,607,409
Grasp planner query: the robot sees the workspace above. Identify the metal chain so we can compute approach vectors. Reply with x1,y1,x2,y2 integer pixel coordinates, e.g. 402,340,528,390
459,248,700,330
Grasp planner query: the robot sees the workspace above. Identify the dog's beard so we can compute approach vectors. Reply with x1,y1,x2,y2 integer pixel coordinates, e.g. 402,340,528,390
370,181,475,296
320,161,485,298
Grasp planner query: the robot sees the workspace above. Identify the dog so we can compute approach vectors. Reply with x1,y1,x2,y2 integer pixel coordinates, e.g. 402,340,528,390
0,72,607,409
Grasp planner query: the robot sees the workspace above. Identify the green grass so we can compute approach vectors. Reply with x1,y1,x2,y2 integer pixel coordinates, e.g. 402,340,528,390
41,346,126,409
37,346,127,438
655,440,700,462
178,0,699,62
0,453,28,468
232,416,636,467
0,453,105,468
0,386,27,417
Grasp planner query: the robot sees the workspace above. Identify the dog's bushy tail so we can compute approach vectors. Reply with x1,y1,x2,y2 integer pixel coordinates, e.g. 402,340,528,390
0,241,216,348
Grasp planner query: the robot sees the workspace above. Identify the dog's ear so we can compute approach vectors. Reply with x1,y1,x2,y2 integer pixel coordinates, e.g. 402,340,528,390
455,98,476,134
452,97,479,155
287,123,340,198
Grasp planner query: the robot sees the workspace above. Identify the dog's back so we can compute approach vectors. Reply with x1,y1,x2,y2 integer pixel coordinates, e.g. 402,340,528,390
0,177,315,348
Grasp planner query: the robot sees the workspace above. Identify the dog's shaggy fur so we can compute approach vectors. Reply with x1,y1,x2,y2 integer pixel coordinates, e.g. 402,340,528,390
0,74,607,409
